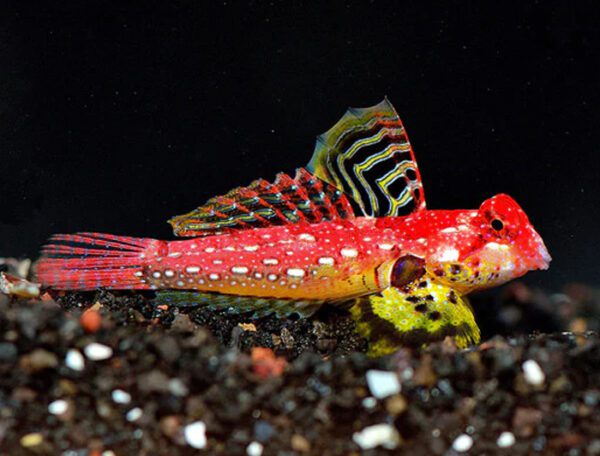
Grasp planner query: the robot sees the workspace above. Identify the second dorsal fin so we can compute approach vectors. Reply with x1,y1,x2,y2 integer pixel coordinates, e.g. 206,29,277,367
169,168,355,237
307,98,426,217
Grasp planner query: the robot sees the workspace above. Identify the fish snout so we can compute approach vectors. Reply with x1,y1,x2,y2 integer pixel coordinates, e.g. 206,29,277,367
527,230,551,271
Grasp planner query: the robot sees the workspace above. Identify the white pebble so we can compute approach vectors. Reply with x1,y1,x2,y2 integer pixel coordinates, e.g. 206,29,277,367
168,378,189,396
452,434,473,452
125,407,142,422
111,389,132,404
84,343,113,361
522,359,545,386
352,423,401,450
362,396,377,409
184,421,207,449
246,441,264,456
65,349,85,371
496,431,515,448
366,370,401,399
48,399,68,415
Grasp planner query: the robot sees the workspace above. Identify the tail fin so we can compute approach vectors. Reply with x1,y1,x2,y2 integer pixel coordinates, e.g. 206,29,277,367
36,232,164,290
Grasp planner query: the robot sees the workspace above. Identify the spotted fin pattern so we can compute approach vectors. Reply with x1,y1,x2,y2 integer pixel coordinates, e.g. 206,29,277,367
307,98,426,217
350,274,480,357
169,168,354,237
154,290,322,318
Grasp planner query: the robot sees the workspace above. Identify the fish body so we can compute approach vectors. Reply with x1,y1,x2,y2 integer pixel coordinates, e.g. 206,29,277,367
36,99,550,355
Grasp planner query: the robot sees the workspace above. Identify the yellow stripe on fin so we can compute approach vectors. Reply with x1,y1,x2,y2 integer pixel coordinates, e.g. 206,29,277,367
307,98,426,217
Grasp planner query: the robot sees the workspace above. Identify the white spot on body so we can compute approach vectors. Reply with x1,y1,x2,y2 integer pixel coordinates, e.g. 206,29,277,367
231,266,249,275
168,252,182,258
263,258,278,265
341,248,359,258
318,256,335,265
204,247,215,253
164,270,175,278
152,271,161,279
223,246,235,251
134,271,143,277
267,273,278,281
186,266,200,274
286,268,306,278
441,227,458,234
377,243,394,250
298,233,316,241
209,273,220,281
243,245,259,252
438,248,459,262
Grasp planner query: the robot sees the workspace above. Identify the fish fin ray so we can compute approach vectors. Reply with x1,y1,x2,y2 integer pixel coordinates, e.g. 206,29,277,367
169,168,354,237
350,275,480,356
154,290,323,318
307,98,426,217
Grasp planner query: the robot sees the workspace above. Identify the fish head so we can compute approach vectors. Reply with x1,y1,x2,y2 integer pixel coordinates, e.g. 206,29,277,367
426,194,551,293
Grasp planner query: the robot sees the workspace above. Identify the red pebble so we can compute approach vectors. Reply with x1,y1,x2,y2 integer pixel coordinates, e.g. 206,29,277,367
80,308,102,333
251,347,287,379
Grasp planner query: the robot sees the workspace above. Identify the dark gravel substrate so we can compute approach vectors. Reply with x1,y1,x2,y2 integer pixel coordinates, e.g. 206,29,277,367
0,280,599,455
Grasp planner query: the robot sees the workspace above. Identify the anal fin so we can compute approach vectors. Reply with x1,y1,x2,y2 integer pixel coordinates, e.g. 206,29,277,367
154,290,324,319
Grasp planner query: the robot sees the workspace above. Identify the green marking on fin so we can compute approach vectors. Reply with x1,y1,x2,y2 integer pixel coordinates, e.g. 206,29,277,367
154,290,323,319
350,275,480,356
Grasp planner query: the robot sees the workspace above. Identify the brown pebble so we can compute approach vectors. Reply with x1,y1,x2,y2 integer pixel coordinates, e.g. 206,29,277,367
413,354,437,388
512,407,543,437
385,394,407,416
160,415,182,439
291,434,311,452
19,349,58,373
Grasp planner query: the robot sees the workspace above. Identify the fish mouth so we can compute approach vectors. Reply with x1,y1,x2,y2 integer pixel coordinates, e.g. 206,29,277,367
531,232,551,271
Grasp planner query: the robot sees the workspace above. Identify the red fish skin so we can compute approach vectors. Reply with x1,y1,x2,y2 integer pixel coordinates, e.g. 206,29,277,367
37,194,551,299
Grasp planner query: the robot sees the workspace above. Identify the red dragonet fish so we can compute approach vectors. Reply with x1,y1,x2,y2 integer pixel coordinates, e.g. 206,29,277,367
36,99,551,355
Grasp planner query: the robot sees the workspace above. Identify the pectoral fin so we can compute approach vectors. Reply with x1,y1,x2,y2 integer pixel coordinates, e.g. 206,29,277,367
350,275,480,357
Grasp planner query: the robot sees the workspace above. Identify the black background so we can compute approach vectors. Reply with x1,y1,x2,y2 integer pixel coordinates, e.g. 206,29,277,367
1,1,599,289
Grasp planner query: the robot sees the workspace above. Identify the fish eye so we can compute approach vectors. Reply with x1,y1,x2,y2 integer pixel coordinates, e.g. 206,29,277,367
491,218,504,231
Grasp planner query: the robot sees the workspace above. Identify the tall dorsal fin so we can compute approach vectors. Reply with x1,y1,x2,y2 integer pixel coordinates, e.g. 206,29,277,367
307,98,426,217
169,168,355,237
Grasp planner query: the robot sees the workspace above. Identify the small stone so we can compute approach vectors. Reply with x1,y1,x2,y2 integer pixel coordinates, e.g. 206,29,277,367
65,349,85,371
497,431,516,448
512,407,543,438
19,349,58,373
84,343,113,361
159,415,182,439
184,421,207,449
111,389,132,404
48,399,69,415
0,342,17,362
291,434,311,452
452,434,473,452
366,369,401,399
352,423,401,450
20,432,44,448
246,441,264,456
522,360,545,386
254,420,275,442
126,407,143,422
137,369,170,393
168,378,189,396
362,396,377,409
385,394,407,416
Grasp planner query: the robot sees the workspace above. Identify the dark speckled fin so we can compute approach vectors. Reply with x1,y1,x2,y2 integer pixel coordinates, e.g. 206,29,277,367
154,290,324,318
350,274,480,357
